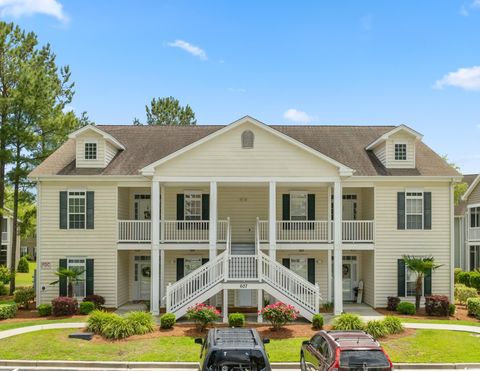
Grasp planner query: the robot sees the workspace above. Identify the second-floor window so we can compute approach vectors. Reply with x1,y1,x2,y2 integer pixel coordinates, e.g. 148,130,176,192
84,142,97,160
290,193,307,221
406,192,423,229
394,143,407,161
184,192,202,220
68,191,86,229
471,207,480,228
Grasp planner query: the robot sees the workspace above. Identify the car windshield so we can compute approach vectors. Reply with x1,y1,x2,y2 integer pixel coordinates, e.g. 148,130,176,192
206,349,268,371
339,350,390,371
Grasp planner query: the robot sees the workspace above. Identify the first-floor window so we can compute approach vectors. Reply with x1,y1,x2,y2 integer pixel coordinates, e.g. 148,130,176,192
68,191,86,229
0,244,6,266
470,246,480,271
405,266,420,297
185,257,202,275
290,257,308,280
290,193,307,221
67,257,86,298
406,191,423,230
184,192,202,220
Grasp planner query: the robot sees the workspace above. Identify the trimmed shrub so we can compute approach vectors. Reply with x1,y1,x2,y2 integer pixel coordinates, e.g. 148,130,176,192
332,313,365,330
17,257,29,273
186,303,221,331
52,296,78,316
312,314,324,330
365,320,388,339
13,287,35,309
0,282,7,296
397,301,416,315
228,312,246,328
454,284,478,304
101,315,135,340
458,271,480,290
321,302,333,312
454,268,463,284
125,311,155,335
466,297,480,316
160,313,176,329
260,302,299,331
0,302,17,319
449,303,456,317
87,310,115,333
387,296,401,311
83,295,105,309
79,301,95,315
0,266,11,284
383,316,404,335
425,295,449,317
38,304,52,317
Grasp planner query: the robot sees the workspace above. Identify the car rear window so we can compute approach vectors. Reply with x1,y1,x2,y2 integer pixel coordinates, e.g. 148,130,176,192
206,349,267,370
339,350,390,370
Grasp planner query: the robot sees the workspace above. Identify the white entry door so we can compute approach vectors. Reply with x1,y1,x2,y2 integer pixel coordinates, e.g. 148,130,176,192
134,194,151,220
134,256,151,301
342,195,357,220
237,290,252,307
342,256,357,301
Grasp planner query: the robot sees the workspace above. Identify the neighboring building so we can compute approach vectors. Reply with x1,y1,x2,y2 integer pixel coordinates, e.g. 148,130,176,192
21,236,37,260
0,209,21,270
29,116,460,320
455,174,480,271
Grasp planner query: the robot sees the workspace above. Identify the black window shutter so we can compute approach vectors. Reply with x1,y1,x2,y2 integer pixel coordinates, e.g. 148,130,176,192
176,258,184,280
424,192,432,230
202,194,210,220
202,258,209,265
59,192,67,229
86,259,94,296
424,268,432,296
307,194,315,220
307,258,315,284
176,194,184,220
397,259,406,297
59,259,67,296
397,192,406,230
282,194,290,220
86,191,94,229
282,258,290,269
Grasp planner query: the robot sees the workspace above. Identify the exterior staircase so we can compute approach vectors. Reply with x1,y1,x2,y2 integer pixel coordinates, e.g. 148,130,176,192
165,221,321,321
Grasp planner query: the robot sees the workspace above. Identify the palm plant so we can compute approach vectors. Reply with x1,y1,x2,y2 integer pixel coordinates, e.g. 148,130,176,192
50,267,85,298
402,255,442,310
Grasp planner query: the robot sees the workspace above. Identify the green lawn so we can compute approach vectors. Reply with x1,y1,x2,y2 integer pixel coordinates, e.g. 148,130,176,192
400,317,480,327
15,261,36,287
0,317,87,332
0,329,478,363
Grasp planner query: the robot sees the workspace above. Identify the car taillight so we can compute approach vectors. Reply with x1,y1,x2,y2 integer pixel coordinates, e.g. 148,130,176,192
382,347,394,370
329,348,341,371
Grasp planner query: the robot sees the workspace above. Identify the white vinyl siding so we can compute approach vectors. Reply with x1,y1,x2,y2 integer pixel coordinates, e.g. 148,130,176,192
76,131,118,168
117,250,129,306
373,144,386,167
385,131,416,169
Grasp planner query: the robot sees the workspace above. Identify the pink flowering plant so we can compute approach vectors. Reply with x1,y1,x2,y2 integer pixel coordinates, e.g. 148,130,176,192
186,303,221,331
260,302,299,330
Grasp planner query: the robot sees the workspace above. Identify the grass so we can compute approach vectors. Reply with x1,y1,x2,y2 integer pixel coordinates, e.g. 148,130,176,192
0,317,87,332
0,329,478,363
15,261,36,287
400,317,480,327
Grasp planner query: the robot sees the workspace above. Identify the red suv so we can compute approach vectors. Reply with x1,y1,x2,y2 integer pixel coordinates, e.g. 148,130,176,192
300,330,393,371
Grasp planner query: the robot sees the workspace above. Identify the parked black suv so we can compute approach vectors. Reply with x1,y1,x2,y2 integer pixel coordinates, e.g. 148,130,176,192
195,328,272,371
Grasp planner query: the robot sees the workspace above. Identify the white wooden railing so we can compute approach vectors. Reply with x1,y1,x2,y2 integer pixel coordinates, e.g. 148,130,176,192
227,255,258,280
469,227,480,242
341,221,374,243
277,221,330,242
117,219,229,243
257,219,269,242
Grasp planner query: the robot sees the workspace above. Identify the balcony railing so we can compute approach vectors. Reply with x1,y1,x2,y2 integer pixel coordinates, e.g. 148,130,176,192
469,227,480,242
117,220,229,243
256,220,374,243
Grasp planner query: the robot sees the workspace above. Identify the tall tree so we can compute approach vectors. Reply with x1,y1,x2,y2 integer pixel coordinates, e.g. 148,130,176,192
145,96,196,126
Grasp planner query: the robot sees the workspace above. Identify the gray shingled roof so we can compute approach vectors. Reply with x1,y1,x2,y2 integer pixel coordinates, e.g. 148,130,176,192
29,124,460,178
455,174,479,215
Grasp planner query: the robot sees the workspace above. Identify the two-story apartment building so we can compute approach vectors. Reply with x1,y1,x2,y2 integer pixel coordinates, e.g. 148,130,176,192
455,174,480,271
29,116,460,321
0,210,21,270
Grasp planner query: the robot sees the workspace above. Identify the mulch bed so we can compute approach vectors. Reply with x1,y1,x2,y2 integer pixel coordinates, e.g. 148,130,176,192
376,304,479,323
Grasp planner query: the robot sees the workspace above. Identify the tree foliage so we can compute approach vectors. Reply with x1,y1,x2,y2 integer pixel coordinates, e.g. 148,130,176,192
442,155,468,205
145,96,196,126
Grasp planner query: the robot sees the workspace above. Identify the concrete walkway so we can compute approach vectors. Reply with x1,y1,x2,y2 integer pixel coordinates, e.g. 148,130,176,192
403,322,480,334
0,323,86,340
342,303,385,321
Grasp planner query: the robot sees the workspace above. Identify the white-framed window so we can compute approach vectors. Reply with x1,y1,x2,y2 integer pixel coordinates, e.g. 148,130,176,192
405,265,421,297
185,256,202,275
67,257,86,298
394,143,407,161
470,207,480,228
290,192,307,221
84,142,97,160
406,191,423,230
470,246,480,271
290,256,308,280
68,191,86,229
184,192,202,221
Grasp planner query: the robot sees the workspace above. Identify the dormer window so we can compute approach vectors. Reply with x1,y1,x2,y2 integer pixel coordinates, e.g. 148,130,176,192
394,143,407,161
241,130,254,149
85,142,97,160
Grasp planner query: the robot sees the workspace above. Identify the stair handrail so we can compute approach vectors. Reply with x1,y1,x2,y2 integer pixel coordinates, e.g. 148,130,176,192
255,217,262,278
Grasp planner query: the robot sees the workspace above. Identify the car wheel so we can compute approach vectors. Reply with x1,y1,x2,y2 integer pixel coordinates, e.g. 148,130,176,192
300,352,307,371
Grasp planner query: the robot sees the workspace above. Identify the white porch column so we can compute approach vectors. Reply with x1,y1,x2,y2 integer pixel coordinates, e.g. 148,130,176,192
268,181,277,260
257,289,263,323
160,184,165,243
209,181,218,261
151,180,160,315
333,180,343,315
160,249,165,307
223,289,228,323
327,249,333,302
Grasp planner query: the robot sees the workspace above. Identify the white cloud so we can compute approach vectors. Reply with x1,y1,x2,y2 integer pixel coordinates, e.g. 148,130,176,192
167,40,207,60
435,66,480,91
283,108,314,123
472,0,480,8
0,0,67,21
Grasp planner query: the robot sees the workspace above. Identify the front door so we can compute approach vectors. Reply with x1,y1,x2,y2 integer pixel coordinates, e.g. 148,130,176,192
237,290,252,307
134,256,151,301
342,256,357,301
134,194,151,220
342,195,357,220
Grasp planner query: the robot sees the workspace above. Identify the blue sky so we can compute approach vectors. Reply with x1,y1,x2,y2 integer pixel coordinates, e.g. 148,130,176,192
2,0,480,173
